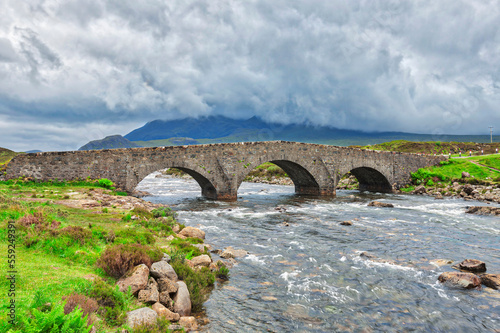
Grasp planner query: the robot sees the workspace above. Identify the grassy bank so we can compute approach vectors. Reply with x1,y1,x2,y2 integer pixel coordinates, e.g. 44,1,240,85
0,178,222,332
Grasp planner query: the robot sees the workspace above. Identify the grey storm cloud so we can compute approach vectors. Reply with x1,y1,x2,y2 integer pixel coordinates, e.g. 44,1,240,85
0,0,499,151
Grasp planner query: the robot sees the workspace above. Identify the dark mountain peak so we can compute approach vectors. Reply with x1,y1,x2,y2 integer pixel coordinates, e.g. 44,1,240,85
79,135,142,151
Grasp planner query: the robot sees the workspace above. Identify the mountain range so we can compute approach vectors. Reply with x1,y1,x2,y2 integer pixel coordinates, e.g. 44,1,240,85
78,116,498,150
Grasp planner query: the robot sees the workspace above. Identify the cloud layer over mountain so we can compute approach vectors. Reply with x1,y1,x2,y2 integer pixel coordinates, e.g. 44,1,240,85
1,0,499,150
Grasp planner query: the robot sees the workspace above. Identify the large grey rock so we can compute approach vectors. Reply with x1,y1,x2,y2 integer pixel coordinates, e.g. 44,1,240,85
173,281,191,316
150,261,178,281
178,226,205,240
189,254,212,268
152,302,180,322
126,307,158,328
438,272,481,289
138,278,159,304
412,185,427,195
117,264,149,296
158,277,178,294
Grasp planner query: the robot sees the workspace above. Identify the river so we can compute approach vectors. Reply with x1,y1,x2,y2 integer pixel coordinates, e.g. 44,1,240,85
138,173,500,332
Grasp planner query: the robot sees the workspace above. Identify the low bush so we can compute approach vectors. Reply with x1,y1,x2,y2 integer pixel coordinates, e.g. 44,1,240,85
96,244,162,279
170,256,215,312
131,206,153,219
151,207,177,219
130,317,171,333
60,226,92,245
63,293,98,325
115,229,155,245
97,178,114,189
87,279,133,326
215,262,230,280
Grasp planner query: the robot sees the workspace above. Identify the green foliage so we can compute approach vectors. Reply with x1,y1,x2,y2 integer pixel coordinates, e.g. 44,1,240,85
97,178,114,189
130,316,172,333
96,243,162,279
115,229,156,245
426,179,435,186
131,206,153,219
170,257,215,312
215,262,230,280
151,206,178,219
122,213,132,222
87,279,133,326
10,290,92,333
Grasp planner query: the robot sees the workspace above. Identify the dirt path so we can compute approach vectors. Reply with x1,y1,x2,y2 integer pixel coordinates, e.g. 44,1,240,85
469,160,500,173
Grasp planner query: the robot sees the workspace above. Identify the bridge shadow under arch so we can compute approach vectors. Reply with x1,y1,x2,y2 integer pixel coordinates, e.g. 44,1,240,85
238,160,322,196
347,167,393,193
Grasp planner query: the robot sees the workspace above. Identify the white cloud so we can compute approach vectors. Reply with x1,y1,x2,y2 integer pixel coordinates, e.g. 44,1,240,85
0,0,499,150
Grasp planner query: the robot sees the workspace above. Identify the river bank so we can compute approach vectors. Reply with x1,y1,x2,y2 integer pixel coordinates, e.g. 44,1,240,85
0,178,236,332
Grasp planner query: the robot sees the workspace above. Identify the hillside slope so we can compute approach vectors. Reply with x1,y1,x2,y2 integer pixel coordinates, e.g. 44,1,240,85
78,135,142,150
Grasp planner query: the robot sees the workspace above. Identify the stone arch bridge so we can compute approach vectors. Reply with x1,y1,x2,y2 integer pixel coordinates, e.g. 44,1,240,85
6,141,445,201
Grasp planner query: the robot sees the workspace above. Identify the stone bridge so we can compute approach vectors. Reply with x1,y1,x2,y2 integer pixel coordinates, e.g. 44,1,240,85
6,141,445,201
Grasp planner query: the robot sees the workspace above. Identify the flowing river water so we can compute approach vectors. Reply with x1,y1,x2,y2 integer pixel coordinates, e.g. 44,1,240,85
138,173,500,332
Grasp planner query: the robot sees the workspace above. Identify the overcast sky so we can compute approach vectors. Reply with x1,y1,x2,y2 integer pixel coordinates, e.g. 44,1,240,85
1,0,499,151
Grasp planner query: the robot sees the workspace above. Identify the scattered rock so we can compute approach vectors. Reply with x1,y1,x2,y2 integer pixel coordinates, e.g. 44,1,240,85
179,316,198,331
117,264,149,296
452,259,487,273
178,226,205,240
462,171,471,178
158,278,178,294
466,206,500,216
359,252,397,265
126,307,158,329
480,274,500,290
275,205,287,213
173,281,192,316
162,253,171,263
340,221,352,226
430,259,454,267
220,246,248,259
434,193,444,200
189,254,212,268
192,243,206,253
438,272,481,289
150,261,178,281
152,302,180,322
262,296,278,301
412,185,427,195
367,201,394,208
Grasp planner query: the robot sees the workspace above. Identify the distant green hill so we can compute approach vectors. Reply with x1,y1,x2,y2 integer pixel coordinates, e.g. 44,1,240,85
78,135,142,151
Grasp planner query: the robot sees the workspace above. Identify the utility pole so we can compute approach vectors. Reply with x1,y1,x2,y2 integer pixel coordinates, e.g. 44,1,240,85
489,126,494,143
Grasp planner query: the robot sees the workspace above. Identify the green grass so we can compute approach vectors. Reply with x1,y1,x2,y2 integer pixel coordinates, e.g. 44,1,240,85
409,158,500,186
0,180,220,332
471,154,500,170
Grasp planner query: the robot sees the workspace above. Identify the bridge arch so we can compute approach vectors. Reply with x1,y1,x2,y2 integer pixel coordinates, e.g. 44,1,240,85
338,167,393,193
236,158,335,197
130,163,224,200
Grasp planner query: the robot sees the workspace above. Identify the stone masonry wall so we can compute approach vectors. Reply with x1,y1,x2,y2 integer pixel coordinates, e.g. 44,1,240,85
6,141,446,201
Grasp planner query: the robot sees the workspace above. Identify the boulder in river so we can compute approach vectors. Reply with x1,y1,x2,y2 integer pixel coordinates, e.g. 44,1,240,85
465,206,500,216
438,272,481,289
452,259,486,273
367,201,394,208
412,185,427,195
178,226,205,240
340,221,353,226
479,274,500,290
220,246,248,259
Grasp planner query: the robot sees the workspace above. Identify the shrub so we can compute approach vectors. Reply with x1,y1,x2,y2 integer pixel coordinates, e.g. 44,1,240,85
60,226,92,245
131,206,153,219
170,257,215,312
151,206,177,219
87,279,132,326
97,178,114,189
96,244,162,279
63,293,98,325
131,317,171,333
426,179,435,187
115,229,155,245
16,302,92,333
215,262,230,280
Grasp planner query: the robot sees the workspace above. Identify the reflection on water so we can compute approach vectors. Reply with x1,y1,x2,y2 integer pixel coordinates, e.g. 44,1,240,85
139,173,500,332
